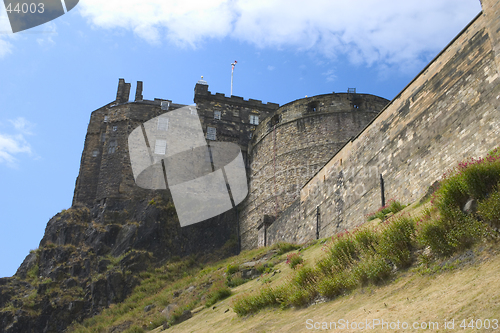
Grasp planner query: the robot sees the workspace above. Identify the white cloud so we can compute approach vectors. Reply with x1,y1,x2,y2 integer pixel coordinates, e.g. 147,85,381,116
0,117,34,167
322,69,336,82
267,65,275,71
78,0,481,71
0,7,13,58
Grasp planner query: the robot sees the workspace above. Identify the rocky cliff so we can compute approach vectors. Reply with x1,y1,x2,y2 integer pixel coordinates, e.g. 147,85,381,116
0,191,238,332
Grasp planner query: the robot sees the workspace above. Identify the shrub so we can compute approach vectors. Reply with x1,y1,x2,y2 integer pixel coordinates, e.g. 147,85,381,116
434,154,500,218
316,271,354,298
366,199,405,221
226,276,248,288
275,242,301,255
232,285,288,316
353,228,379,254
225,264,239,275
205,280,232,307
286,253,303,269
418,208,486,256
477,186,500,229
292,265,318,288
388,200,406,214
286,286,315,307
352,254,392,285
326,232,358,270
377,215,415,268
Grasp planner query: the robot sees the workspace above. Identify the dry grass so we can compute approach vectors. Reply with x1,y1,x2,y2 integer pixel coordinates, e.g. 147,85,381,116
164,243,500,333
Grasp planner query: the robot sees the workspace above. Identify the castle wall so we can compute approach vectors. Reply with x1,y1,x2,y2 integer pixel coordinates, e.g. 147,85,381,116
72,81,186,208
264,8,500,246
194,82,279,159
239,94,389,249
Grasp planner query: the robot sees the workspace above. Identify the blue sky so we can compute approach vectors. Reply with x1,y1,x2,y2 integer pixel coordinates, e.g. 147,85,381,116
0,0,482,278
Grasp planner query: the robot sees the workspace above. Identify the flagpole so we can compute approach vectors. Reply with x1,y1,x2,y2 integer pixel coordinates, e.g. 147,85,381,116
231,61,237,96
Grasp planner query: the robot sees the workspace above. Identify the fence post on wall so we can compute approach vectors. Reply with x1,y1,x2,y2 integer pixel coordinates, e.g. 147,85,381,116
316,206,320,239
380,174,385,207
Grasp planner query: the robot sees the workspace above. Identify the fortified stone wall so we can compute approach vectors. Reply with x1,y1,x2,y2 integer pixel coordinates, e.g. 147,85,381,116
194,79,279,162
263,6,500,246
72,80,186,208
239,93,389,249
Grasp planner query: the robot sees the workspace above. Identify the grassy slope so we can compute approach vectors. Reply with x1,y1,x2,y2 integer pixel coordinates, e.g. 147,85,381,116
165,242,500,333
68,200,500,333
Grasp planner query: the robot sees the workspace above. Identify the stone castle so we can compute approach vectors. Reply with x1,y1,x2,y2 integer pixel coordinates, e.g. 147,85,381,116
73,0,500,254
2,1,500,331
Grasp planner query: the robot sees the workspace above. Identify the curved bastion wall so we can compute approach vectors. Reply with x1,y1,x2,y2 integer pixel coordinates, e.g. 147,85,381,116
239,92,390,249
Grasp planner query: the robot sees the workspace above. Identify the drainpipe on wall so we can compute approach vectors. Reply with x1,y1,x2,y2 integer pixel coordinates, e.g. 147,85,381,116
316,206,320,239
380,174,385,207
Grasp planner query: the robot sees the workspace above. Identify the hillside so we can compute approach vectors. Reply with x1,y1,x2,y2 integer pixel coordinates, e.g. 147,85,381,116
65,202,500,332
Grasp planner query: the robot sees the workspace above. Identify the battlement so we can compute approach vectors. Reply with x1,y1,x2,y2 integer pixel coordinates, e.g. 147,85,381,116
194,81,279,111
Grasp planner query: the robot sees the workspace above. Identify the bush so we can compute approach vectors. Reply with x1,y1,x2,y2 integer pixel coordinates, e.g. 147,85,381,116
377,215,415,268
316,271,354,298
205,280,232,307
292,265,318,288
353,228,379,254
286,253,303,269
226,276,248,288
326,232,357,269
418,207,486,256
225,264,239,275
388,200,406,214
477,186,500,229
366,199,405,221
275,242,301,255
286,286,315,307
352,254,392,285
232,285,288,316
434,154,500,219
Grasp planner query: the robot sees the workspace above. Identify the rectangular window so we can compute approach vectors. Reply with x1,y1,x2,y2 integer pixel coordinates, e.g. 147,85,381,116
157,117,169,131
108,140,117,154
113,125,118,131
92,150,99,157
207,127,216,140
161,101,170,111
214,111,221,120
250,115,259,125
104,116,108,123
154,139,167,155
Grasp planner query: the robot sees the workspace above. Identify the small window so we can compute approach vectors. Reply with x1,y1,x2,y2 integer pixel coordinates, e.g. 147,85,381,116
92,150,99,157
154,139,167,155
161,101,170,111
249,115,259,125
101,132,106,142
207,127,216,140
157,117,169,131
104,116,108,123
271,114,281,126
308,102,319,113
214,111,221,120
113,125,118,131
108,140,117,154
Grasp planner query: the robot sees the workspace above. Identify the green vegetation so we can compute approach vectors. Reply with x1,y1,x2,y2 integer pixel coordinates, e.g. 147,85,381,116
366,199,406,221
285,252,303,269
61,148,500,331
274,242,301,255
232,148,500,316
